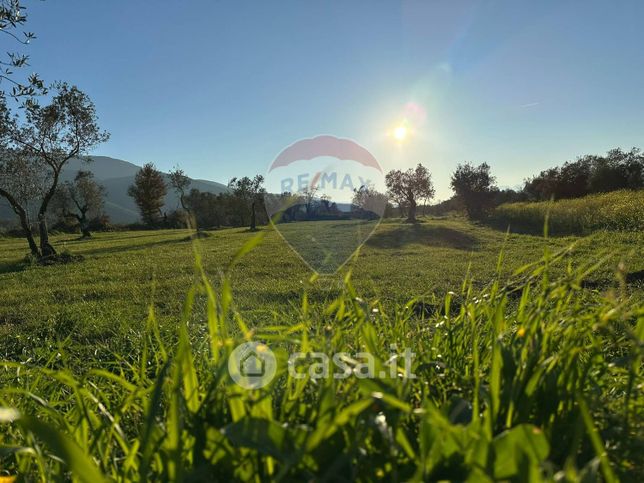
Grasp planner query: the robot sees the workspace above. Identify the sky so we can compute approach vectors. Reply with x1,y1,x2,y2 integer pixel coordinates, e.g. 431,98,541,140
18,0,644,200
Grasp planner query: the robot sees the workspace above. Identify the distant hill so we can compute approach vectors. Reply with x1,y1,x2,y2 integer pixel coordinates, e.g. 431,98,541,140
0,156,229,224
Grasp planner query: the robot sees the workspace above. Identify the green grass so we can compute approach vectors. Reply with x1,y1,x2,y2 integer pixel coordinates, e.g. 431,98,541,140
0,219,642,480
274,219,381,274
0,220,641,344
490,190,644,234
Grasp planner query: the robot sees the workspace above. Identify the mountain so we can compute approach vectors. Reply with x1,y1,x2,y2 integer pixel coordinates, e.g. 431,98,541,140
0,156,229,224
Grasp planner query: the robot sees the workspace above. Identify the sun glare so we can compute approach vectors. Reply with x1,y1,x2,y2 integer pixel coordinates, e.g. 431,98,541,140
393,125,408,142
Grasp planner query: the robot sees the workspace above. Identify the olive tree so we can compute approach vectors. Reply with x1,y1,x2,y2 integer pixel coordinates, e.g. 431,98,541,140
169,166,191,212
0,143,45,255
0,84,108,257
228,175,265,230
54,170,106,238
169,165,192,228
385,163,434,222
450,162,497,219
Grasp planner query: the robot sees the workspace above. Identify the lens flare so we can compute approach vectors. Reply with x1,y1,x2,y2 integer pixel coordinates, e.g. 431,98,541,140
393,125,409,142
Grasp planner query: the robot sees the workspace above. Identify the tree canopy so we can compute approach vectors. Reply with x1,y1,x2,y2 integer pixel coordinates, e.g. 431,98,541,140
0,83,109,256
228,175,265,230
524,148,644,201
128,163,167,226
450,162,497,219
53,170,106,237
385,163,434,222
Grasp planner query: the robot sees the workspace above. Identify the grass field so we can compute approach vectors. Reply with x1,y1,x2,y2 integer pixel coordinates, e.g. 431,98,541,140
490,190,644,235
1,219,641,354
0,218,642,480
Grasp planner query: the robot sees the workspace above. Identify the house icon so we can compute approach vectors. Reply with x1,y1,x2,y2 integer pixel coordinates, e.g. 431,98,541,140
240,350,266,377
228,341,277,389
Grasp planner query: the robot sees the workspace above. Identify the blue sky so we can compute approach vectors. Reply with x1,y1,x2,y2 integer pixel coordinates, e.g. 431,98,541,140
23,0,644,199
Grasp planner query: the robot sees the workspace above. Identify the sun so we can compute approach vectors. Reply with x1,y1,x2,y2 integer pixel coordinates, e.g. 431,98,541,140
393,125,408,142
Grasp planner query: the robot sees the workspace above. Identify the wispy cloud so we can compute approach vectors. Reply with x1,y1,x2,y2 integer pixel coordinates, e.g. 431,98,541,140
436,62,452,74
519,102,540,108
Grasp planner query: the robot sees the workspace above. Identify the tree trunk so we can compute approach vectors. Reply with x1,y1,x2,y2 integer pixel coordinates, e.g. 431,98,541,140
250,201,257,231
37,167,61,258
38,214,56,257
179,193,188,212
406,198,417,223
79,213,91,238
179,194,194,229
19,214,40,257
0,188,41,257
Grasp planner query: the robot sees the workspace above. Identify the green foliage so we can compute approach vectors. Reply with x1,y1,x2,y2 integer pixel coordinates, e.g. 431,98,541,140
53,170,107,237
491,190,644,234
385,163,434,222
128,163,168,226
227,174,265,230
1,83,110,257
450,162,497,219
0,225,642,481
0,0,45,98
524,148,644,201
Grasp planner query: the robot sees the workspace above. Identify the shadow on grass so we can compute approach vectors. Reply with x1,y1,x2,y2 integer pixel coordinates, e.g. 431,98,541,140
58,231,197,244
366,223,479,251
483,218,586,237
0,237,189,274
0,252,85,275
81,237,189,257
0,259,28,275
580,269,644,290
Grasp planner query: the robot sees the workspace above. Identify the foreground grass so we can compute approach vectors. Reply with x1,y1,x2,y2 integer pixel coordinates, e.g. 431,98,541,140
0,219,642,480
490,190,644,235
